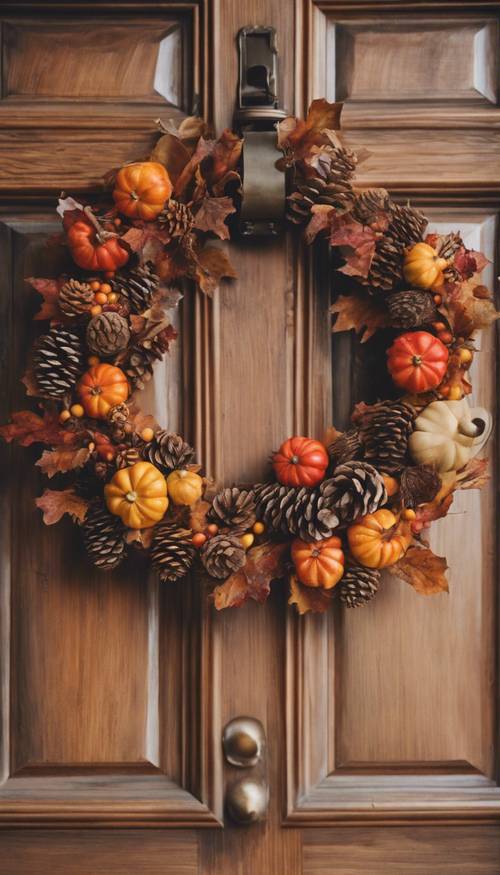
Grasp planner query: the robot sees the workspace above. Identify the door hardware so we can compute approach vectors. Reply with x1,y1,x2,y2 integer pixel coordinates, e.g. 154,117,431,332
222,716,265,767
225,777,269,825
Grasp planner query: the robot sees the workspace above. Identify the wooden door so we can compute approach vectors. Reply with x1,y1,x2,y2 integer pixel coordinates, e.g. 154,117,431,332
1,2,500,873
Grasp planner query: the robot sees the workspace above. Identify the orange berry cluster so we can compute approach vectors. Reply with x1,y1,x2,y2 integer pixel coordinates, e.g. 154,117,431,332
191,520,265,550
89,279,118,316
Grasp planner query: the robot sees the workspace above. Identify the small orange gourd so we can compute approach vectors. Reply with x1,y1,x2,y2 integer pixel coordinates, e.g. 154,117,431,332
347,509,411,569
166,469,203,506
65,217,129,272
273,436,329,487
291,536,345,589
105,461,168,529
403,242,448,290
77,364,129,419
387,331,449,394
113,162,173,221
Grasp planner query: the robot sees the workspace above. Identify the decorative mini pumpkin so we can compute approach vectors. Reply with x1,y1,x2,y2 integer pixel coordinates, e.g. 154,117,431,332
409,398,492,473
65,216,129,272
387,331,449,394
291,536,345,589
77,364,129,419
403,242,448,290
166,469,203,506
347,509,411,569
273,436,329,487
105,461,168,529
113,162,173,221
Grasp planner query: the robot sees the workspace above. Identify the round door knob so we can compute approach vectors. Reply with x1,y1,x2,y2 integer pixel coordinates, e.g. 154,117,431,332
222,716,264,767
226,777,268,824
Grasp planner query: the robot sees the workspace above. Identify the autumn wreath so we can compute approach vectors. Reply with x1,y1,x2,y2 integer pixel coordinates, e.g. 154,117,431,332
1,100,497,614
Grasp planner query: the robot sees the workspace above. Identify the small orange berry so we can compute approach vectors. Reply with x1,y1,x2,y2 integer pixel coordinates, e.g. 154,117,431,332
90,280,101,292
206,523,219,537
113,218,122,228
94,292,108,305
240,533,254,550
192,532,207,548
70,404,84,418
438,330,453,345
458,348,473,366
432,321,446,332
252,521,265,535
433,294,442,305
383,475,399,497
104,270,116,278
105,451,114,462
100,283,112,294
440,384,451,397
141,427,155,442
107,292,118,303
88,355,100,365
90,304,102,316
59,409,71,423
402,508,417,521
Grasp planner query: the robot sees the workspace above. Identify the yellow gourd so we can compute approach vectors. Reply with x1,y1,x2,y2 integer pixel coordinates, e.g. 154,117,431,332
105,461,168,529
403,242,448,290
166,469,203,506
347,509,411,569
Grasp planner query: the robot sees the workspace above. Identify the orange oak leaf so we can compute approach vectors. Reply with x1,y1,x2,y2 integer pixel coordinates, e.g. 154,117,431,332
277,99,343,160
192,196,236,239
331,292,390,343
35,488,89,525
288,573,333,614
388,545,449,596
195,246,237,296
0,410,76,447
27,277,64,321
212,541,288,610
36,445,90,479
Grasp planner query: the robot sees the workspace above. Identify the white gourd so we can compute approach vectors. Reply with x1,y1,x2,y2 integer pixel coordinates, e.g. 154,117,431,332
409,399,492,473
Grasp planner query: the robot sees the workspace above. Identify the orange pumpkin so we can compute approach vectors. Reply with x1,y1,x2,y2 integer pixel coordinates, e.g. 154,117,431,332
291,536,345,589
113,162,173,221
77,364,129,419
273,436,329,487
66,218,129,272
347,509,411,569
387,331,449,394
105,461,168,529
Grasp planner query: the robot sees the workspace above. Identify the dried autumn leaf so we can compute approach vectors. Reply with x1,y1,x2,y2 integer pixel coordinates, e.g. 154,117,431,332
192,196,236,239
0,410,75,447
212,541,288,610
288,573,333,614
455,457,490,491
125,527,154,549
388,545,449,596
36,445,90,479
454,247,489,279
277,99,343,160
330,214,378,279
27,277,64,321
443,279,500,337
201,129,243,189
304,204,334,244
173,137,215,198
414,474,456,526
149,133,191,183
189,499,211,533
331,292,390,343
195,246,237,296
35,488,89,525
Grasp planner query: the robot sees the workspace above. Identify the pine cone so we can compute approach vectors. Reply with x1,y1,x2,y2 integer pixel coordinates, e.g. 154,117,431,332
327,428,362,467
112,263,159,314
358,401,415,475
86,312,130,356
158,200,194,240
59,279,94,317
200,533,246,579
116,446,141,469
368,237,405,293
208,487,256,533
339,562,381,608
320,462,387,525
142,430,195,473
254,482,300,536
33,327,84,398
437,232,463,262
400,465,441,508
255,481,341,542
287,148,357,225
151,522,195,582
107,402,131,441
386,290,437,328
124,328,176,390
388,203,428,249
82,501,127,570
352,188,393,226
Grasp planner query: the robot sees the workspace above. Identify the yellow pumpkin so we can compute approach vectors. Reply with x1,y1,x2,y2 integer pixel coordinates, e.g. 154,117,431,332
347,509,411,569
166,469,203,506
403,242,448,290
105,462,168,529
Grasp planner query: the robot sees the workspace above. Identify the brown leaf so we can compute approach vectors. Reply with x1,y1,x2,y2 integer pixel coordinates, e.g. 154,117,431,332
127,402,160,436
330,213,378,278
189,499,211,533
173,137,215,198
414,474,456,526
277,99,343,160
212,541,288,610
331,292,390,343
195,246,237,296
120,225,171,255
27,277,64,321
443,279,500,338
125,527,154,549
192,196,236,239
0,410,75,447
388,545,449,596
35,488,89,525
455,457,490,491
288,573,333,614
200,129,243,189
303,204,334,244
36,445,90,478
149,133,191,183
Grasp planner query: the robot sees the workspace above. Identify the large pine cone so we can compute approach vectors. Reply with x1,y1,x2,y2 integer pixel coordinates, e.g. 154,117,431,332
358,400,415,475
367,236,405,294
59,279,94,317
386,290,437,328
255,481,340,542
151,522,195,582
287,147,357,224
388,203,428,249
158,200,194,240
86,311,130,356
142,430,195,473
208,487,256,533
123,327,176,390
254,482,300,536
320,461,387,525
200,533,246,579
339,562,381,608
33,327,84,398
327,428,363,467
112,263,159,314
352,188,393,226
82,502,127,570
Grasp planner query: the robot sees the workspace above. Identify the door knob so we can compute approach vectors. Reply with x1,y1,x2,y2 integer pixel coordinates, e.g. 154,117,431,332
222,716,264,767
226,777,268,824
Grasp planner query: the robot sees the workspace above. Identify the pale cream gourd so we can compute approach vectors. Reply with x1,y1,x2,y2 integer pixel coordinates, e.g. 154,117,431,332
409,399,492,473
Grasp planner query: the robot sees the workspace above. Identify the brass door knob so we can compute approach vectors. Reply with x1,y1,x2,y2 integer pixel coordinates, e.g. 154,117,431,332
226,777,268,824
222,716,264,767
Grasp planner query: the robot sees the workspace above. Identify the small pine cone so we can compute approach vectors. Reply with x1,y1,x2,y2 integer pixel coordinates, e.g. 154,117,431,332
437,232,463,262
124,327,176,390
327,428,363,467
151,522,195,583
387,203,428,249
208,487,256,533
112,263,159,314
254,482,300,536
86,312,130,356
287,149,356,224
289,486,340,541
108,402,130,426
339,563,381,608
320,462,387,526
200,533,246,579
358,401,415,475
386,290,437,328
116,446,141,469
400,465,441,509
33,327,84,398
82,501,127,571
352,188,393,227
59,279,94,317
367,236,405,294
158,200,195,240
142,430,195,473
